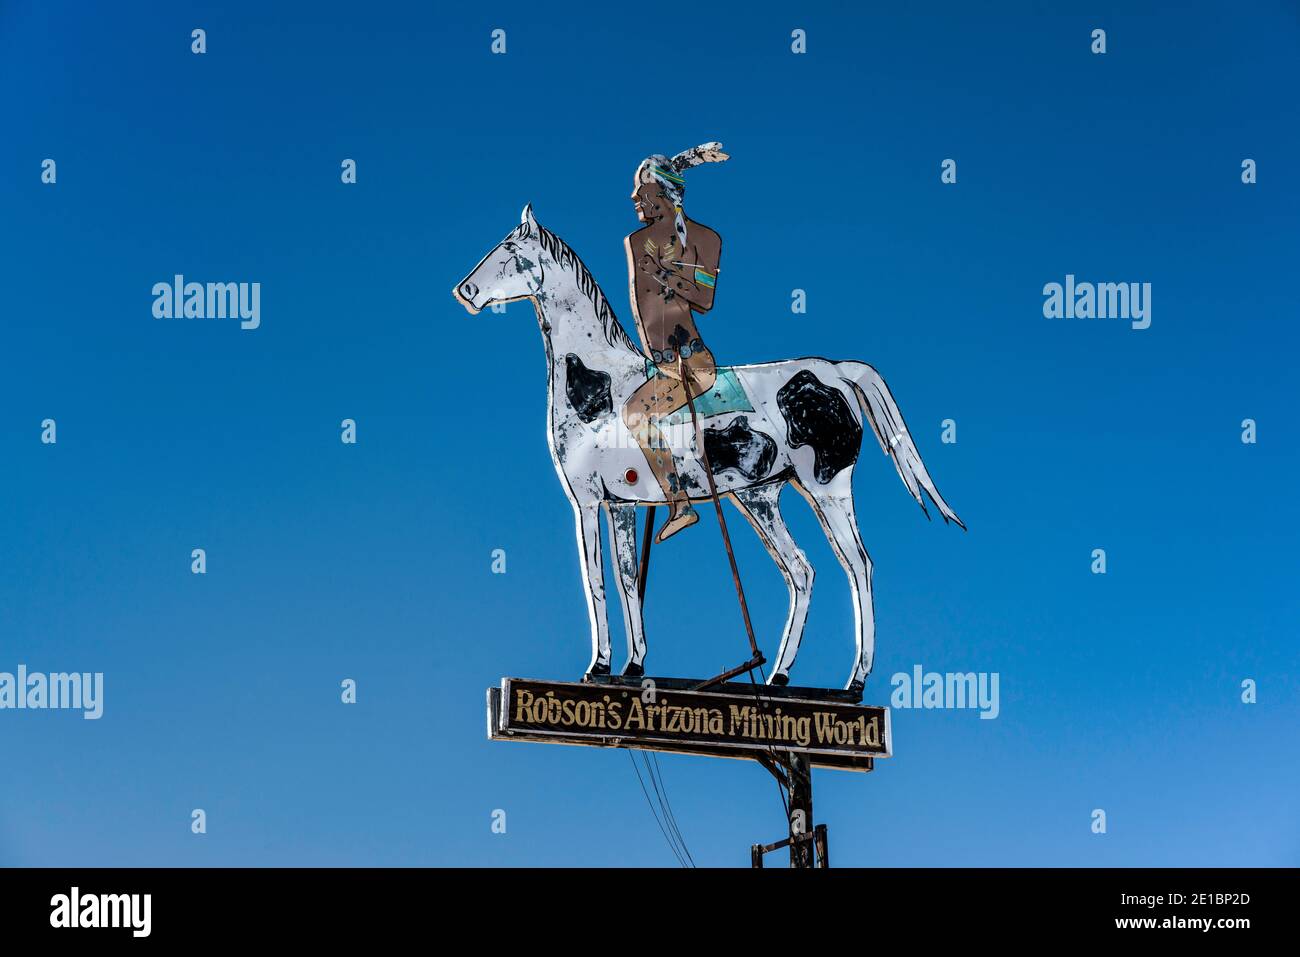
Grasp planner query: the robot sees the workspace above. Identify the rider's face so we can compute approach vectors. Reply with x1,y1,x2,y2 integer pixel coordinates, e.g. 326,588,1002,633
632,180,667,224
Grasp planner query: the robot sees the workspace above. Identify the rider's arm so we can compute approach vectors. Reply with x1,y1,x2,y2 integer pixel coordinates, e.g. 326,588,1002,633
657,236,719,311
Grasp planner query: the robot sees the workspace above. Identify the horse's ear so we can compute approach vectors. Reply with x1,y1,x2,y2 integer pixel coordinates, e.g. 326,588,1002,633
521,203,536,228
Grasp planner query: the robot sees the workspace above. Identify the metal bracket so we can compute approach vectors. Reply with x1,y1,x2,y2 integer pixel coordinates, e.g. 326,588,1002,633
693,653,766,691
751,824,828,868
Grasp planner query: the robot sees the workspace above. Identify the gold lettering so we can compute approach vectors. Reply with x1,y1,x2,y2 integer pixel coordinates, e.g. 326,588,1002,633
514,685,884,755
729,704,751,736
514,689,534,722
794,715,811,747
625,698,644,730
665,705,683,734
865,715,880,747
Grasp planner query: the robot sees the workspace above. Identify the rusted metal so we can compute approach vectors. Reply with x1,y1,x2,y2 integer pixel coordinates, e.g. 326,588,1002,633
750,825,829,867
692,653,766,691
757,833,802,854
756,752,789,789
679,358,764,689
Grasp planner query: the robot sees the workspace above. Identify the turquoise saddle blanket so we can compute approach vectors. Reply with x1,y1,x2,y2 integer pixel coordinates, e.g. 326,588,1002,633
644,360,754,424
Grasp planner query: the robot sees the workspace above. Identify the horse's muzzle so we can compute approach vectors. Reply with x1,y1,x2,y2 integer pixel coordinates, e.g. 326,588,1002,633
454,280,481,313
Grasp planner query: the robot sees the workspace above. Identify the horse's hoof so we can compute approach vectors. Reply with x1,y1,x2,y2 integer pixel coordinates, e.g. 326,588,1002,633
846,679,865,699
584,663,611,681
768,672,789,687
621,662,644,678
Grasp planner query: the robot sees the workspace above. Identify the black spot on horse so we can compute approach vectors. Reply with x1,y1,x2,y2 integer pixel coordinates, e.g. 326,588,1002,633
564,354,612,423
776,370,862,483
704,416,777,481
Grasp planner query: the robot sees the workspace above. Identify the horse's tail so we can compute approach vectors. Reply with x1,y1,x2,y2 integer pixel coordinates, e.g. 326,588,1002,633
839,361,965,530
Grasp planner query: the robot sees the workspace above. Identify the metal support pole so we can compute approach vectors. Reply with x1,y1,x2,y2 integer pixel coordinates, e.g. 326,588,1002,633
637,505,655,600
813,824,829,868
750,752,826,868
680,360,761,662
787,752,814,869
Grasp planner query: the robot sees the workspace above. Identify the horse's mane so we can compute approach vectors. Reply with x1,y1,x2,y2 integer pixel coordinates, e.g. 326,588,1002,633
517,218,640,354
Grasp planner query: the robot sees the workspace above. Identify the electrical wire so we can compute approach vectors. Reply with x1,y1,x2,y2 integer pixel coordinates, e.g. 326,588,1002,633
640,752,693,867
646,752,695,867
628,751,688,867
747,663,792,821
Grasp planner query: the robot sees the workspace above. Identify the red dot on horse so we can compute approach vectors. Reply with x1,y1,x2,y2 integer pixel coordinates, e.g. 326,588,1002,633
625,469,638,484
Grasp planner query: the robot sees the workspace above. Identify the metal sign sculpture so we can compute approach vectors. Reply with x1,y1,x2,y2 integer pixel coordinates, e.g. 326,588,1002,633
453,144,963,865
453,149,962,693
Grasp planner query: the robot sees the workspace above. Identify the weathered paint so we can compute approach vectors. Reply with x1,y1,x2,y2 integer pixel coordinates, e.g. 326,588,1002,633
453,206,962,690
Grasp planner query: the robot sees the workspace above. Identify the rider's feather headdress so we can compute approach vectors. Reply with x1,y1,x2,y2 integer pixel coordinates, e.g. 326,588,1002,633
636,142,729,247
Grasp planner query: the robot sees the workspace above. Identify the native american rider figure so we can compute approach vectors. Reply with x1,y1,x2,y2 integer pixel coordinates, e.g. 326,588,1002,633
622,142,729,543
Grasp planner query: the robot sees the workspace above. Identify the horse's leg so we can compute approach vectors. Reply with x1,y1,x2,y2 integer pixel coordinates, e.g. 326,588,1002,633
573,500,613,676
796,481,875,693
604,502,647,676
730,483,814,686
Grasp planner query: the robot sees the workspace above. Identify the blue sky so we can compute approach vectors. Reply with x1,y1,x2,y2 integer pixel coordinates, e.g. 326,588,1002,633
1,1,1296,866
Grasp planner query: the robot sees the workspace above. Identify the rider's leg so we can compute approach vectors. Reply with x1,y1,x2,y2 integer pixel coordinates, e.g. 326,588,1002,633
657,349,718,540
623,370,698,540
621,350,719,543
680,346,718,405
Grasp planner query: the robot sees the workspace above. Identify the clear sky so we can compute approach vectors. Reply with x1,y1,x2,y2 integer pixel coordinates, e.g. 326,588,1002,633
1,1,1296,867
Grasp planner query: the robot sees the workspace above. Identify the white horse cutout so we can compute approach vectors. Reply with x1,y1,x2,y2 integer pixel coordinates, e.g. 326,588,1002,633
454,205,963,693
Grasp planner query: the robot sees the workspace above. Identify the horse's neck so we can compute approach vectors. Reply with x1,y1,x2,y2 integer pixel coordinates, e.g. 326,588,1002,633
533,281,641,381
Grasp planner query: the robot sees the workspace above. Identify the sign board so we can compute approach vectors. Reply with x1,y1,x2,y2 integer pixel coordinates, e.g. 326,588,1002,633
487,678,890,772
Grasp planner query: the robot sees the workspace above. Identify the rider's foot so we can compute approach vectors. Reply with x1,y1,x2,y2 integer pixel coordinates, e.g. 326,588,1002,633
655,505,699,543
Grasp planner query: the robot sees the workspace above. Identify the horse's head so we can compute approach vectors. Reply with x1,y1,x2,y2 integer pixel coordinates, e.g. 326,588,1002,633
453,204,547,314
